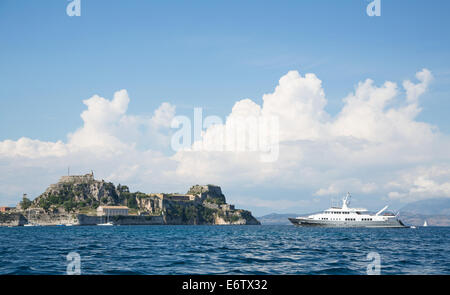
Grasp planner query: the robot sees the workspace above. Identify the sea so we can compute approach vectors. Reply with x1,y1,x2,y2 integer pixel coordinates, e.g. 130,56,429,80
0,225,449,275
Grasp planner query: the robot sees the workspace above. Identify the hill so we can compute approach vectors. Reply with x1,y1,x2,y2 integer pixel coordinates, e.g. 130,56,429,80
257,213,300,225
399,198,450,226
400,198,450,215
6,173,260,226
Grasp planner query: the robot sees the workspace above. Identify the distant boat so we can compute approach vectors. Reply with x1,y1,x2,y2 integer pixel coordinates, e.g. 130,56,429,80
97,211,114,226
97,221,114,226
24,210,40,227
423,220,428,227
24,223,40,227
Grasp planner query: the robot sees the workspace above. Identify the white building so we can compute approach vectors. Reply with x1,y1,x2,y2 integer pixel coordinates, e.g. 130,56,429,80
97,206,129,216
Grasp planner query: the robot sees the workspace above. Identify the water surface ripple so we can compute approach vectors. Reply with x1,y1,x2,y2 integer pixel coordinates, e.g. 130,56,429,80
0,225,448,274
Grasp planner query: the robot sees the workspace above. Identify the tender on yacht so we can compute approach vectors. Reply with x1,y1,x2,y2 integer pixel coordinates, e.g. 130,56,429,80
289,193,406,228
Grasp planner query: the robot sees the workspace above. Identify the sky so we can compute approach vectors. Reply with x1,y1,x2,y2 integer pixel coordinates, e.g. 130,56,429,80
1,0,450,216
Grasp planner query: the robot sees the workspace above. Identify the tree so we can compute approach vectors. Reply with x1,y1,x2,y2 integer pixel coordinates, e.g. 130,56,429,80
63,200,76,212
40,201,51,212
20,196,32,210
126,196,138,209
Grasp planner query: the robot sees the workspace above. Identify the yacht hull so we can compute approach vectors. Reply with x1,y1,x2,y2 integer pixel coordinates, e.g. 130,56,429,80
288,217,406,228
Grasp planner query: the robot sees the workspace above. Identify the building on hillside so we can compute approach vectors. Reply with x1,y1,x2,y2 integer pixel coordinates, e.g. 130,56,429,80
150,193,200,202
97,206,129,216
59,171,95,184
0,206,13,213
162,194,198,202
220,204,235,211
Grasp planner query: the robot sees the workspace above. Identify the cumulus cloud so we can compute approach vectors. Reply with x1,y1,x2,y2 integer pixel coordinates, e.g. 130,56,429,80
228,196,314,211
0,90,176,159
0,138,68,158
172,68,450,204
68,89,132,153
261,71,328,141
151,102,176,128
0,90,177,205
315,179,377,197
387,165,450,201
403,68,433,104
0,69,449,210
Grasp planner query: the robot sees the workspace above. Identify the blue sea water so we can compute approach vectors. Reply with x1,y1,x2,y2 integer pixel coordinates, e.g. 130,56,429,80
0,225,449,275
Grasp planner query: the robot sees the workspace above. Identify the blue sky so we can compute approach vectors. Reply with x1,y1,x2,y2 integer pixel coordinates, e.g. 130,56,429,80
1,0,450,140
1,1,450,215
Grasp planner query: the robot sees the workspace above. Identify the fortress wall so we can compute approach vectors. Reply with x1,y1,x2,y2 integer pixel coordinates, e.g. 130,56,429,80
59,174,94,183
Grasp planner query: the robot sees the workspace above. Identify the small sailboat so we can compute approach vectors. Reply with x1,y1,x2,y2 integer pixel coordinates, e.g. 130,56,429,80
24,223,40,227
24,209,40,227
97,211,114,226
97,221,114,226
423,220,428,227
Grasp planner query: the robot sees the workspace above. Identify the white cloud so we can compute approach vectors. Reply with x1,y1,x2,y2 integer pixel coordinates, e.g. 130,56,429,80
261,71,328,141
229,196,314,211
151,102,177,128
172,68,450,203
315,179,378,196
0,90,177,159
0,91,178,205
68,89,132,152
403,68,433,104
0,69,449,209
387,165,450,201
0,138,68,158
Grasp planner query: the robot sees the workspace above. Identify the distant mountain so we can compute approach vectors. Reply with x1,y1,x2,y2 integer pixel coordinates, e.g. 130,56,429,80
398,198,450,226
398,212,450,227
400,198,450,215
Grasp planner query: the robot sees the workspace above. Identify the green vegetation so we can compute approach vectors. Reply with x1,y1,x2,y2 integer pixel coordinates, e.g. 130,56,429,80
117,184,129,193
78,207,97,215
20,196,32,210
127,197,138,209
199,207,216,223
217,210,241,223
205,197,225,205
165,203,217,224
63,200,77,212
128,208,139,215
226,214,240,223
118,190,146,209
